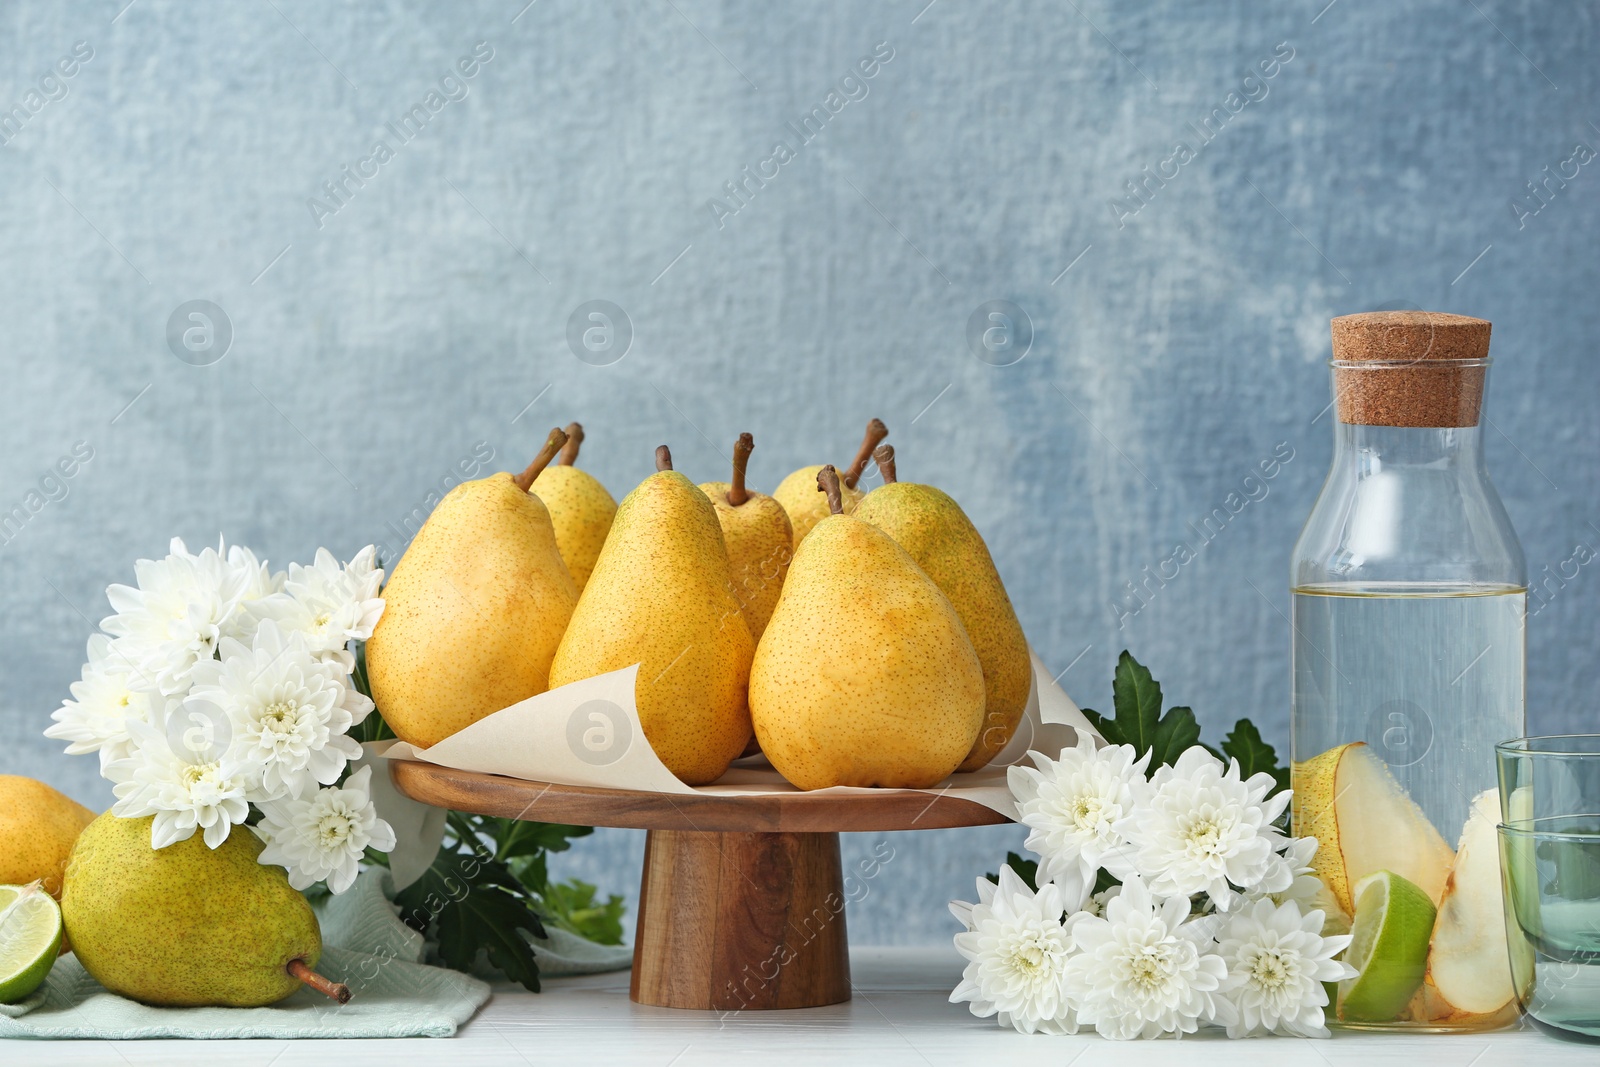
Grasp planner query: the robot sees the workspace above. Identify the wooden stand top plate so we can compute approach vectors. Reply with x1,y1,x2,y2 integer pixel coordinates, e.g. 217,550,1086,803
390,760,1014,833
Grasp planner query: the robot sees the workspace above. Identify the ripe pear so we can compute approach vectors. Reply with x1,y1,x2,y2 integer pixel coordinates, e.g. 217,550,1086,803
0,776,94,898
61,813,347,1007
852,446,1031,772
772,418,888,550
751,466,984,790
699,433,794,641
532,422,617,592
367,428,579,748
549,446,755,785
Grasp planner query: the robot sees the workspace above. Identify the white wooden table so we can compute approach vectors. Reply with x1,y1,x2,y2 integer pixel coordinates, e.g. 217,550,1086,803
6,948,1590,1066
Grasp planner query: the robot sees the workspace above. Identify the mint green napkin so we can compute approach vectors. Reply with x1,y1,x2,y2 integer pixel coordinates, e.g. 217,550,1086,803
0,867,628,1039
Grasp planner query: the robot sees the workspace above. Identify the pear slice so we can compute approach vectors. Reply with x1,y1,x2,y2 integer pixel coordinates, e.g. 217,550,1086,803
1421,789,1516,1018
1293,742,1455,916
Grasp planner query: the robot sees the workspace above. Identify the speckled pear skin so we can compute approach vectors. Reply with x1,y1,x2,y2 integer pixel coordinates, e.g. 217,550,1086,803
772,466,864,550
0,775,95,898
699,481,793,641
549,471,755,785
750,514,984,790
61,813,320,1007
366,471,579,748
853,483,1030,772
532,464,617,593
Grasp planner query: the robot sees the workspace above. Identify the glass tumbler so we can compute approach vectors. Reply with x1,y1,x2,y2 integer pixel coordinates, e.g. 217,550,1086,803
1497,736,1600,1043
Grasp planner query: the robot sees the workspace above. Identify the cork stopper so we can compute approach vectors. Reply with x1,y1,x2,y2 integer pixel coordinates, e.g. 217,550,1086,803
1330,311,1491,428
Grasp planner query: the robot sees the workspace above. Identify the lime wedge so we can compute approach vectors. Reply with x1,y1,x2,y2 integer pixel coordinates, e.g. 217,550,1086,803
0,883,63,1003
1338,869,1437,1022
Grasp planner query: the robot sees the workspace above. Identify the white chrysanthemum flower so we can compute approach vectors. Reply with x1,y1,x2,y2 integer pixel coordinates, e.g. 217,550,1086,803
190,620,370,801
255,767,396,894
100,537,255,694
222,543,285,641
44,636,158,771
1064,874,1233,1040
1215,897,1355,1038
1116,747,1291,910
949,865,1078,1035
246,547,384,671
1008,733,1149,909
106,713,251,849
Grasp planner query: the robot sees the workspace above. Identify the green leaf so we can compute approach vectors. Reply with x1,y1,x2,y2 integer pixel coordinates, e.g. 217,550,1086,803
1147,705,1201,771
1111,651,1164,753
1220,719,1291,795
395,847,548,993
538,879,627,946
492,819,594,864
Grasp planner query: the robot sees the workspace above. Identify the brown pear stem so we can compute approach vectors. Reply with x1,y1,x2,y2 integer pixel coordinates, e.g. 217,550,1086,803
873,444,897,484
512,428,569,492
842,418,888,489
559,422,584,465
287,958,352,1004
816,465,844,515
728,433,754,506
656,445,673,472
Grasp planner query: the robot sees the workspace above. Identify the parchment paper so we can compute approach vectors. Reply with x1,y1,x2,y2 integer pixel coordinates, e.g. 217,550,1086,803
379,649,1097,821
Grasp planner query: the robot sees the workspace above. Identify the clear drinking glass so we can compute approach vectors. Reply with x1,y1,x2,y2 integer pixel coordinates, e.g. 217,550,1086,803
1496,737,1600,1043
1290,313,1526,1030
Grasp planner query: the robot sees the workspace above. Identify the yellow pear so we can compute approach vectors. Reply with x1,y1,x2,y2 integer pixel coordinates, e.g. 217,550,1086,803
699,433,794,641
852,445,1030,772
549,446,755,785
751,466,984,790
62,813,346,1008
367,428,579,748
532,422,617,592
0,775,95,898
772,418,888,550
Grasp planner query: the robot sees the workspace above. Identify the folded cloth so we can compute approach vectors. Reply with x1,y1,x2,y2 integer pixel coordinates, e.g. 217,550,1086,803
0,869,503,1040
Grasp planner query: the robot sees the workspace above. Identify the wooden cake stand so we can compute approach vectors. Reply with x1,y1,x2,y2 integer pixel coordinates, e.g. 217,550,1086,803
390,762,1010,1012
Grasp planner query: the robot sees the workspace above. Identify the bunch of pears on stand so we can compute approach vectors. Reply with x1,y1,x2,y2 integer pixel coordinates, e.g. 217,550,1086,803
367,417,1032,791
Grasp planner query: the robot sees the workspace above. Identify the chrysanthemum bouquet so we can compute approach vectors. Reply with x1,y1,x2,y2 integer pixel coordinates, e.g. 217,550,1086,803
44,537,395,894
951,652,1357,1040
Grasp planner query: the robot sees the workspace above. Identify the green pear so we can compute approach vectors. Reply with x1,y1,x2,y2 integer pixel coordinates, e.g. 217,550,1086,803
61,813,344,1008
852,445,1030,772
699,433,794,641
532,422,617,593
771,418,887,550
751,465,984,790
549,446,755,785
367,428,580,748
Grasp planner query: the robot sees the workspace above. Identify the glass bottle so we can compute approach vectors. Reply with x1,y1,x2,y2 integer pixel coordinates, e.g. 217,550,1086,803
1290,311,1526,1031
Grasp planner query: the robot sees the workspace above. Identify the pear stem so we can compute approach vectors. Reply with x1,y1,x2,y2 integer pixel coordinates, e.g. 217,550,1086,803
842,418,888,489
512,428,569,492
873,444,897,485
287,958,352,1004
559,422,584,466
656,445,673,472
728,433,754,506
816,465,844,516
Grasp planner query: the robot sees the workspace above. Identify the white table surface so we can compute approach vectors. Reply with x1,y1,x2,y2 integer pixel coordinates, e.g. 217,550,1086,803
5,947,1591,1066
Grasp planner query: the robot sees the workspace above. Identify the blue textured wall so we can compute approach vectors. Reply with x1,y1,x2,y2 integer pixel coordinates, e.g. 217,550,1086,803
2,0,1596,945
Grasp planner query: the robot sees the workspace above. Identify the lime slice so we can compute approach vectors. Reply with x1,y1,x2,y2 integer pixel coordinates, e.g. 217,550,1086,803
1338,869,1437,1022
0,883,63,1004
